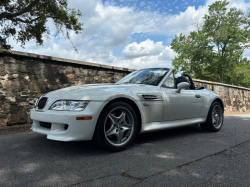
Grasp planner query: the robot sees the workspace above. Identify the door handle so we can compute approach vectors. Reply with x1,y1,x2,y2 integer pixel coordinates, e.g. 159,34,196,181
195,94,201,98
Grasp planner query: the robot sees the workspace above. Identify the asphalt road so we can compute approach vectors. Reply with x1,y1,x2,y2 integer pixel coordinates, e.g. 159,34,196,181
0,115,250,187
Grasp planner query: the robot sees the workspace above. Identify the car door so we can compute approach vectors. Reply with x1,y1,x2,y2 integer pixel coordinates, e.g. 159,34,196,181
160,71,203,121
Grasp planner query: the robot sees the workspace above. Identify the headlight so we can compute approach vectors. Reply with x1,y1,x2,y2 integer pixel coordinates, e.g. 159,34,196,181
49,100,89,111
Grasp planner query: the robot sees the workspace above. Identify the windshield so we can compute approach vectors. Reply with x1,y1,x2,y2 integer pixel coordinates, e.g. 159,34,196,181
117,68,169,86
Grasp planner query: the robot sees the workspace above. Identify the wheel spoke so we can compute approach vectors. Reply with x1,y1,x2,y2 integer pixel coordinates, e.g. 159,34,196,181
122,126,131,131
106,128,117,136
116,130,124,144
119,112,131,128
119,112,126,123
108,113,119,125
215,114,218,123
212,107,217,124
123,122,131,128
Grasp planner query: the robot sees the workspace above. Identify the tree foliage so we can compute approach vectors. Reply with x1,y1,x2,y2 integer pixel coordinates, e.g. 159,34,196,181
171,0,250,87
0,0,83,50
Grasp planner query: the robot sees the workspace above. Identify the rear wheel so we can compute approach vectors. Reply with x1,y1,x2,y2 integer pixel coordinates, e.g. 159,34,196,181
200,102,224,132
95,102,138,152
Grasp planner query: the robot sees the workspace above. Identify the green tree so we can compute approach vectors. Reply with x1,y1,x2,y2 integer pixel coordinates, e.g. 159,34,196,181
0,0,83,50
171,0,250,87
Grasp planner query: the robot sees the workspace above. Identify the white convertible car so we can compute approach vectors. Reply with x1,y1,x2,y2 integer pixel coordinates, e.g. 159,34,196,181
30,68,224,151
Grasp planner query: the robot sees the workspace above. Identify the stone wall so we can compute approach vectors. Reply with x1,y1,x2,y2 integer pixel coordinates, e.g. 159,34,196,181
193,79,250,113
0,49,249,127
0,50,133,126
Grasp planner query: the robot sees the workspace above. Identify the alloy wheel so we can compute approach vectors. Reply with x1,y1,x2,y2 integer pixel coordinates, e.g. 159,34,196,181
104,107,134,146
212,105,223,129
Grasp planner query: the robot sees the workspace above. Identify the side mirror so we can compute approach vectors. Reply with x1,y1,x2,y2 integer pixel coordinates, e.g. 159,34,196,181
175,82,190,93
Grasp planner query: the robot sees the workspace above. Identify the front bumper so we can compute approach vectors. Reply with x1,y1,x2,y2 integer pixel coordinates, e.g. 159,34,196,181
30,101,107,141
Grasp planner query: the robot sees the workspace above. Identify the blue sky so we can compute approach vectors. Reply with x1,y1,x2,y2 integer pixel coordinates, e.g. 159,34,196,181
10,0,250,70
103,0,206,14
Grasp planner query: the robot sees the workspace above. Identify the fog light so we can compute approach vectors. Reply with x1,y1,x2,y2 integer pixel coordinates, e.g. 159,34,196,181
64,124,69,130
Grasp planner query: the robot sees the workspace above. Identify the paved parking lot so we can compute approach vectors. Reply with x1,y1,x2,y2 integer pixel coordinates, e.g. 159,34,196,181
0,115,250,187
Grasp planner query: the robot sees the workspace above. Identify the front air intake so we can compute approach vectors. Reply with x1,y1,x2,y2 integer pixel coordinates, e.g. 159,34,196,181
37,97,48,109
40,121,51,129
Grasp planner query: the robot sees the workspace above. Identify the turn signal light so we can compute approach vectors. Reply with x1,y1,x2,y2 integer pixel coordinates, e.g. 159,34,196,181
76,116,92,120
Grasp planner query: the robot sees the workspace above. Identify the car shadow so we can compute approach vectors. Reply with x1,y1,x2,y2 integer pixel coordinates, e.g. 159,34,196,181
28,134,109,155
28,125,206,155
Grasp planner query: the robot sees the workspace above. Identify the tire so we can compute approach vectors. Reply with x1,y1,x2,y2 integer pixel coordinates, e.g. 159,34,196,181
200,102,224,132
95,102,138,152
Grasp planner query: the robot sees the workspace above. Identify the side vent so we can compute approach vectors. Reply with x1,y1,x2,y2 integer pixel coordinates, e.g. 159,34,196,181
137,94,163,101
142,95,158,100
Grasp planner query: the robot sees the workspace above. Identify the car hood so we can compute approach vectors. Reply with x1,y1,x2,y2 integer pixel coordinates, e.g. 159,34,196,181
45,83,160,101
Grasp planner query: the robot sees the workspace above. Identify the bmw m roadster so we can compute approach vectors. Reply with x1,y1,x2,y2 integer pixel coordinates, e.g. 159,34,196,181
30,68,224,151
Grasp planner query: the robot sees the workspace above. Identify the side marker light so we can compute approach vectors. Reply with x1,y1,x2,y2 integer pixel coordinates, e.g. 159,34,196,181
76,116,92,120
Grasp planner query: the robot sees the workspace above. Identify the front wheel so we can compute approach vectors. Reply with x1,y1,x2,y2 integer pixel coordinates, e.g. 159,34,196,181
95,102,138,152
200,102,224,132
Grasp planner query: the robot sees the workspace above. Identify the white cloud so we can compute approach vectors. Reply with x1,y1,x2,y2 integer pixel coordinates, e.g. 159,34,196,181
112,55,173,70
158,6,205,36
122,39,164,59
111,43,176,70
158,46,176,61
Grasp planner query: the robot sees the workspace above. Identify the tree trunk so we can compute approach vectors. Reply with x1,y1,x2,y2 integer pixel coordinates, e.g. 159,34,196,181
221,72,224,83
